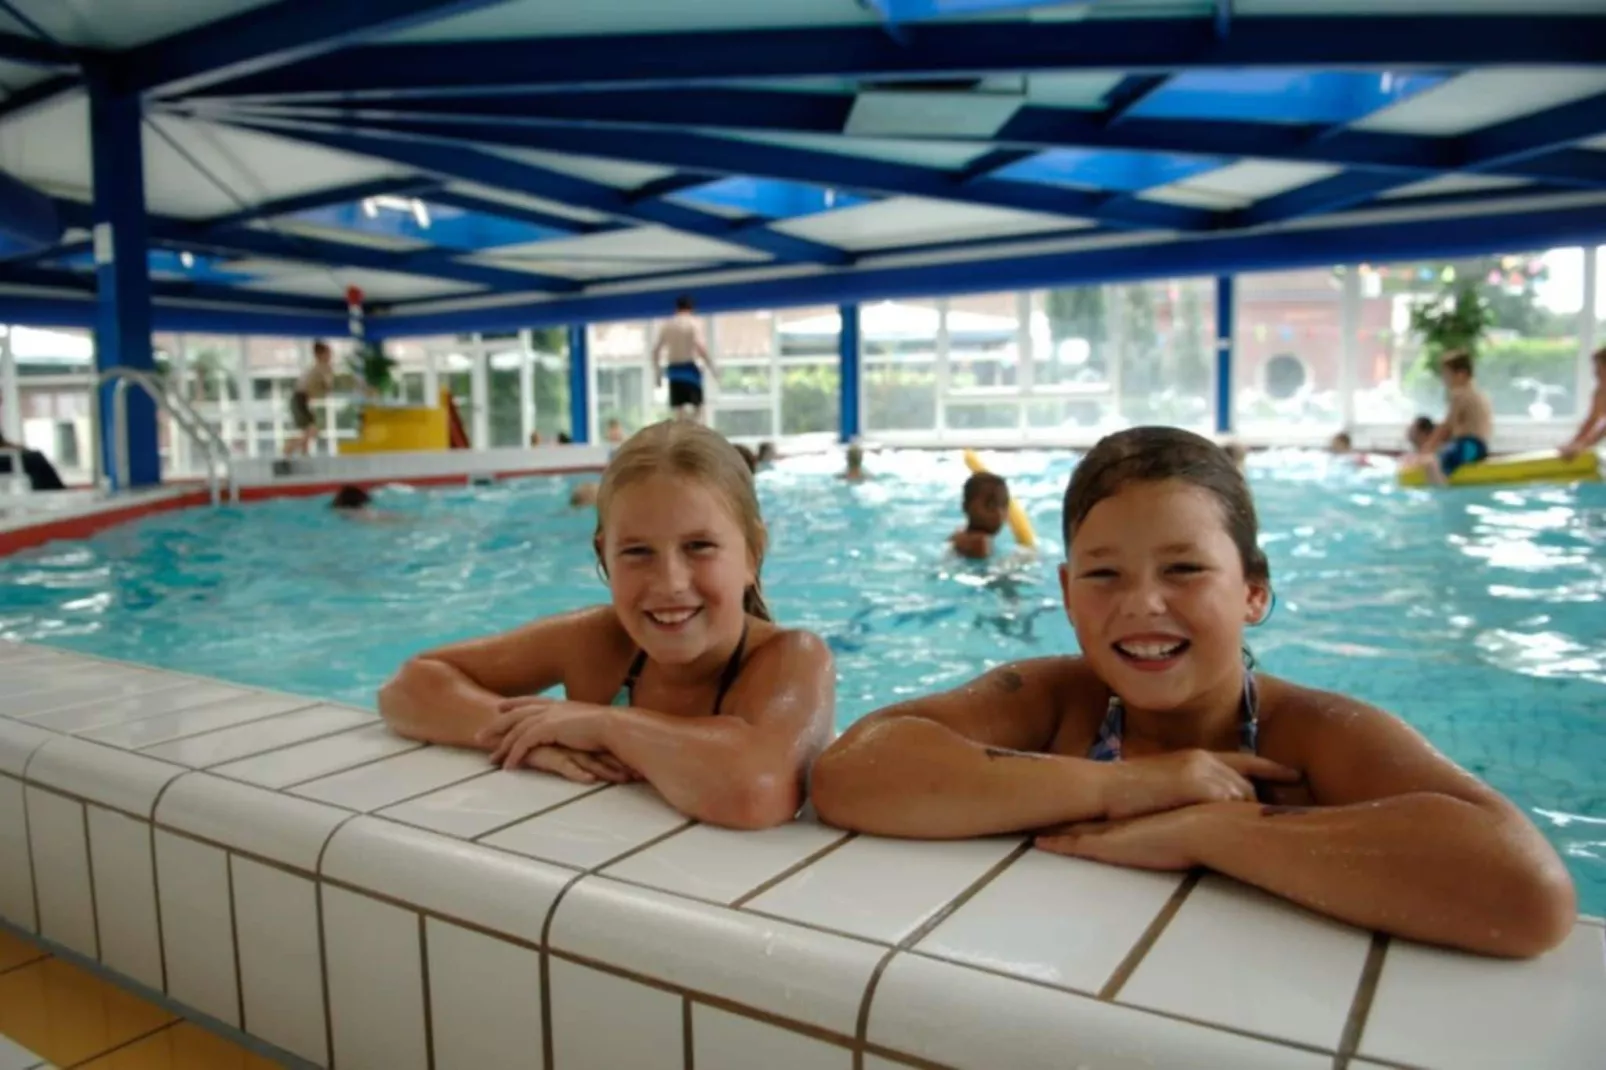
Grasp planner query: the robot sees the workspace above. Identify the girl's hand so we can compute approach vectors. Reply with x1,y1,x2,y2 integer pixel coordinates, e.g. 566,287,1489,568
1101,750,1300,821
476,699,614,769
522,745,637,785
1035,805,1226,870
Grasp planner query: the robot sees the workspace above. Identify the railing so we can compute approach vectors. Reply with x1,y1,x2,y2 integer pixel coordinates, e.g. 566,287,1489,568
91,367,237,505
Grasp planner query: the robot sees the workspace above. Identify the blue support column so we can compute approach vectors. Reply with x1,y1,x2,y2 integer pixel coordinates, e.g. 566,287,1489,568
838,304,861,443
567,322,590,443
1214,275,1234,435
88,74,159,487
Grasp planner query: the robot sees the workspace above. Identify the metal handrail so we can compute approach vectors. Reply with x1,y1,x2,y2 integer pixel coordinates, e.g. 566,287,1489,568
91,366,237,505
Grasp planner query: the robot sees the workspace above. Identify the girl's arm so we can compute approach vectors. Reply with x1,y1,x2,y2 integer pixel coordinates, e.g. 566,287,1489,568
1048,685,1576,958
377,606,616,747
809,660,1296,838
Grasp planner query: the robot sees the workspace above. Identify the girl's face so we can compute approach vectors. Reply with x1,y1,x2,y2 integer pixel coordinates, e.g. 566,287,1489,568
601,474,755,665
1061,479,1268,713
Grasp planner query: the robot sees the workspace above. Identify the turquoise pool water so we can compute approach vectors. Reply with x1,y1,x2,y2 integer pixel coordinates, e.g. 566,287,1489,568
2,449,1604,912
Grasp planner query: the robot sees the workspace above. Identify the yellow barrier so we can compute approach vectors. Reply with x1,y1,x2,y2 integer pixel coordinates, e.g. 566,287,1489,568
1398,449,1600,488
961,448,1037,548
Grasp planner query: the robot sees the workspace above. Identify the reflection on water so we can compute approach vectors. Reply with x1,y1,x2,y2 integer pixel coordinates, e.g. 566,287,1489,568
1,449,1604,910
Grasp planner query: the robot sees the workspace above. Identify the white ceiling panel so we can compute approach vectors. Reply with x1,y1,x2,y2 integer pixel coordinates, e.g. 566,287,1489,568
0,95,89,199
1026,72,1128,110
248,221,431,252
720,131,993,170
238,268,480,302
482,225,769,264
10,0,281,51
441,182,615,224
845,91,1024,139
484,146,676,189
1140,160,1343,210
384,0,874,43
1354,68,1606,137
1378,174,1532,199
467,256,717,280
0,61,58,101
1584,135,1606,151
216,258,324,277
773,197,1088,252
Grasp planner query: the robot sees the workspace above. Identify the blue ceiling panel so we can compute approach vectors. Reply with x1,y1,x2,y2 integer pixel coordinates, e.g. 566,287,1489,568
671,177,871,220
287,201,571,251
1127,70,1447,126
992,148,1226,192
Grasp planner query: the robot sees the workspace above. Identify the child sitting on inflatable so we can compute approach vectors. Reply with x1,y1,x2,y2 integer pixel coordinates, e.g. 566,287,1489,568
951,472,1010,560
1561,345,1605,461
1402,351,1493,485
1406,415,1435,453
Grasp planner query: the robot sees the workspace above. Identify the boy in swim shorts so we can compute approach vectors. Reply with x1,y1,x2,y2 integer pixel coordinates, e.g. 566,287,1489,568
1405,351,1493,485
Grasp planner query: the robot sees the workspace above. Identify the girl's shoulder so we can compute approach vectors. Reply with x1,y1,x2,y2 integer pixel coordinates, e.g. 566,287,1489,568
740,619,832,667
1255,673,1394,752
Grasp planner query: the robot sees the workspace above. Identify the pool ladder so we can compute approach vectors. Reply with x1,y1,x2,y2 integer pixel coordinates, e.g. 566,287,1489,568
91,367,238,505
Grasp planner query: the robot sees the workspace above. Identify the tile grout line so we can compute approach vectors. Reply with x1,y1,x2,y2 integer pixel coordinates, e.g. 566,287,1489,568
58,1020,183,1070
63,692,317,747
147,819,170,996
192,718,391,770
81,801,103,965
1333,933,1391,1070
853,841,1032,1070
226,852,246,1032
1097,869,1201,1001
462,782,613,842
115,699,327,752
275,740,433,790
729,830,857,908
0,949,50,976
20,776,42,937
313,810,370,1070
859,1043,952,1070
682,995,695,1070
419,913,438,1070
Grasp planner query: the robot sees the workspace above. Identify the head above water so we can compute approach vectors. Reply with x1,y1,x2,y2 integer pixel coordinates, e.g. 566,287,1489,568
1329,431,1353,453
1408,415,1436,450
331,485,371,510
594,420,770,624
734,443,759,474
674,294,695,313
845,444,864,470
962,472,1010,535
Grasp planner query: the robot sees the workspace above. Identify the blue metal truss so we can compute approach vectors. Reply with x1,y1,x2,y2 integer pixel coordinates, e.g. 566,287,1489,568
0,167,60,247
0,29,73,68
422,189,618,237
289,201,569,251
0,262,344,314
199,177,441,231
184,16,1606,100
0,290,346,335
369,202,1606,338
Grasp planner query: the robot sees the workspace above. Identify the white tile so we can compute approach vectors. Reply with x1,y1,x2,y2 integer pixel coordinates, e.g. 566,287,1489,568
551,877,882,1036
4,670,192,720
25,738,186,819
292,745,493,811
25,787,95,957
322,885,429,1070
692,1004,851,1070
141,705,375,767
918,853,1180,994
2,660,147,700
868,953,1333,1070
85,806,161,991
425,918,543,1070
155,773,349,873
549,958,682,1070
481,783,690,869
1119,875,1371,1050
154,830,239,1026
379,769,596,839
0,1035,46,1070
746,835,1022,944
26,681,249,735
211,722,420,788
604,818,846,904
1358,923,1606,1069
0,777,35,931
323,817,570,944
79,692,316,750
0,721,55,777
232,858,326,1066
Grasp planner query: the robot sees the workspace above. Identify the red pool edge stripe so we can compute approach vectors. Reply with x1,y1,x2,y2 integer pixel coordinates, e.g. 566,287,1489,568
0,490,212,556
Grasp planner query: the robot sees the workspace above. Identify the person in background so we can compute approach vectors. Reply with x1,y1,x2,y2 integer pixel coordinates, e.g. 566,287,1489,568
952,472,1009,561
287,340,337,457
1222,441,1248,471
653,296,714,424
529,430,543,447
1404,351,1494,485
1329,432,1353,454
558,431,573,445
734,444,759,474
1406,416,1436,453
756,442,778,467
378,420,835,829
810,426,1575,959
0,429,65,491
569,481,600,508
329,484,400,522
606,418,626,446
1560,345,1606,461
840,444,868,483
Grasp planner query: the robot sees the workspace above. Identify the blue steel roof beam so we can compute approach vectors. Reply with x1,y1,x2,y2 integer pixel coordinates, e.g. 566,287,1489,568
265,116,1216,232
200,177,443,232
0,29,74,69
181,17,1606,102
1102,75,1172,128
212,119,855,266
116,0,520,98
626,174,726,204
0,262,348,314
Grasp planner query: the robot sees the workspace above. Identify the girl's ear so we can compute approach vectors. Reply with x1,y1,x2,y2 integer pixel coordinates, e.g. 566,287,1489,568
1245,581,1273,626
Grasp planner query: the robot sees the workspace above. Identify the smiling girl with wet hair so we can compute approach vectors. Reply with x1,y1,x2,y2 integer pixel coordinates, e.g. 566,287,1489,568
810,426,1574,957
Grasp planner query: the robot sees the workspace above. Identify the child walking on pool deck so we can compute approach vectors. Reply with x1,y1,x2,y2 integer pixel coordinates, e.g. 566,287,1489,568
378,420,835,829
810,426,1574,957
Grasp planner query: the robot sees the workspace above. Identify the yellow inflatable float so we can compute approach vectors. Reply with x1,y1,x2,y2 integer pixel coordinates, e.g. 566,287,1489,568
962,449,1037,548
1398,449,1600,488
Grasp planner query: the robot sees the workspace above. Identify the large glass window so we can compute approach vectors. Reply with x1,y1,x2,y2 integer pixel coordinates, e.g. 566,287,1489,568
1234,268,1346,441
861,298,939,433
777,306,839,437
711,311,777,440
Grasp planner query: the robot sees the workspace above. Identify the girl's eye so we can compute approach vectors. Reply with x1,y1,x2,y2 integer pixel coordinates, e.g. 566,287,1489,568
1166,563,1206,575
1078,568,1117,580
620,546,652,558
686,540,718,553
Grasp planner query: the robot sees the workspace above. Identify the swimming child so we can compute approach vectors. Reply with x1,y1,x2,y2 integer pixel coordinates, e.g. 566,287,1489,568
1222,441,1247,470
1329,431,1352,454
1560,344,1606,461
811,426,1574,957
951,472,1009,560
1406,415,1435,453
529,430,543,447
558,432,573,445
1403,351,1494,485
840,444,868,483
378,420,835,829
331,485,372,511
735,444,759,474
756,442,777,467
569,481,600,508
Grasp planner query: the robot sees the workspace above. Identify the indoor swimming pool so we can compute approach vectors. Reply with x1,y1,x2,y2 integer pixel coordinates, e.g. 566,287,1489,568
1,448,1603,911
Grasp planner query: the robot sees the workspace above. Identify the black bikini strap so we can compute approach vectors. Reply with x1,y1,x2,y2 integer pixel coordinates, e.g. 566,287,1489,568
620,649,648,703
711,622,750,716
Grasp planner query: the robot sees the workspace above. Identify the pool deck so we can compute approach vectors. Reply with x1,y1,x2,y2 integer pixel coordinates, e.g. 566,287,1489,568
2,640,1603,1069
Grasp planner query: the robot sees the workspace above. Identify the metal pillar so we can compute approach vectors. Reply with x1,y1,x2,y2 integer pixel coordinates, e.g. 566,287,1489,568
839,304,861,443
1214,275,1234,435
0,326,18,443
568,323,589,443
88,73,159,487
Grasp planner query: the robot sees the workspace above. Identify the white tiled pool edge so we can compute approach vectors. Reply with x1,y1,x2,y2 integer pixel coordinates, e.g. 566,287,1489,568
3,641,1603,1070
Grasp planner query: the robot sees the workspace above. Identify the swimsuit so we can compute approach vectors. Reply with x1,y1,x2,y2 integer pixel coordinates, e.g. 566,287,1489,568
1437,436,1489,476
1087,672,1260,761
612,623,750,714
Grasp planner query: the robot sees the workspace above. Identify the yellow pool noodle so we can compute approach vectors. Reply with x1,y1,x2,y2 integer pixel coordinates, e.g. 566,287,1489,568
962,448,1037,548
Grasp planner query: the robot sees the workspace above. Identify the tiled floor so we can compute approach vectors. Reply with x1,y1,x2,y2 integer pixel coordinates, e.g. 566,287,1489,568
0,928,283,1070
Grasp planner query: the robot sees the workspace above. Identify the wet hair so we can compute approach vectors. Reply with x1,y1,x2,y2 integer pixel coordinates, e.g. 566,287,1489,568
557,431,573,444
1410,415,1436,436
1063,426,1269,587
962,472,1009,508
674,295,695,313
1330,431,1353,452
734,443,759,473
594,420,771,621
331,485,371,510
1441,351,1474,377
529,430,542,446
845,444,864,468
1592,344,1605,366
312,340,332,358
756,442,777,462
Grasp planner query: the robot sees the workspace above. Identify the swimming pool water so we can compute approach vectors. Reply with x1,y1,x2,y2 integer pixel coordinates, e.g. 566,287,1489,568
3,449,1605,912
